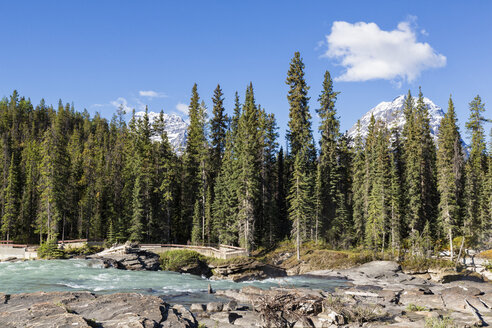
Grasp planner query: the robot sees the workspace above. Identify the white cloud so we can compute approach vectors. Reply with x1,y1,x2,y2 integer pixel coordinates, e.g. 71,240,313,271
139,90,167,98
176,102,189,115
324,20,446,83
110,97,133,113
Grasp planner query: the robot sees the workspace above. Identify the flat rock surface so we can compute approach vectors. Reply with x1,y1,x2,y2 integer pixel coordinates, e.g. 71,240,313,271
0,291,197,328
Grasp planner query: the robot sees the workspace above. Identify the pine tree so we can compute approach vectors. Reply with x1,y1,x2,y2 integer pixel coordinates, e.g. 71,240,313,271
352,120,366,245
212,131,239,245
191,199,201,244
1,154,20,241
334,133,353,247
288,150,311,260
285,52,316,243
389,127,404,252
365,121,390,251
38,127,60,242
436,96,464,259
154,111,174,242
182,84,207,243
464,95,488,245
20,139,41,243
316,71,341,241
129,174,144,242
275,147,289,240
210,84,227,192
236,83,261,251
402,89,438,252
286,52,316,163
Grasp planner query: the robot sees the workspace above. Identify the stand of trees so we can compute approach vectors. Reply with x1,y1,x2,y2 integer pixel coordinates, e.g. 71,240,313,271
0,52,490,258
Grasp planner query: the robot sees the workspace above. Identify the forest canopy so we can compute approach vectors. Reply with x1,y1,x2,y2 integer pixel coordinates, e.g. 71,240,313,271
0,52,490,259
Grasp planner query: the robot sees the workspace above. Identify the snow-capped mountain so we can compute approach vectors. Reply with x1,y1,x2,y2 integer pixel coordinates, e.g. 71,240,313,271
347,95,445,142
135,111,188,153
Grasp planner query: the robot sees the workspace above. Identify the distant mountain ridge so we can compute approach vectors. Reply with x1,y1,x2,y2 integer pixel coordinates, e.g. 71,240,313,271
347,95,445,142
135,111,188,153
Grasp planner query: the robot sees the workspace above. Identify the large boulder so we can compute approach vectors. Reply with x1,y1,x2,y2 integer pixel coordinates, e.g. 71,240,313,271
90,247,161,271
0,291,197,328
211,259,286,282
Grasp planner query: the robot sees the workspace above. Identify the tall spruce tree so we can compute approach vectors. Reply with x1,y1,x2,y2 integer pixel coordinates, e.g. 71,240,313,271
209,84,227,193
464,95,488,245
389,127,404,251
236,83,261,251
286,52,316,163
402,89,438,252
288,150,311,260
365,120,390,251
316,71,341,241
436,96,464,259
285,52,316,246
182,84,207,243
1,154,20,241
352,120,366,245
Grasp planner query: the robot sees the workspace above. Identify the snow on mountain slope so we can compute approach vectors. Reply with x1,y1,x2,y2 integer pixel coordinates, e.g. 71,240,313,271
347,95,445,142
135,111,188,153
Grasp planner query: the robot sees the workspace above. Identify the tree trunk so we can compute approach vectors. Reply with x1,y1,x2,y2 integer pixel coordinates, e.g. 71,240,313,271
449,227,454,261
296,175,300,261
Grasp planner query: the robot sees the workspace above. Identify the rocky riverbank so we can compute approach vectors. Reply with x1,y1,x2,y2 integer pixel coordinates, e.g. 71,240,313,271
1,260,489,327
89,245,288,282
0,291,198,328
198,261,492,327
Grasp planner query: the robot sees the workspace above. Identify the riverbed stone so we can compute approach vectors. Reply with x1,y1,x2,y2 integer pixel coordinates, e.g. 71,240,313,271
223,299,238,311
190,303,205,312
0,291,197,328
206,301,224,312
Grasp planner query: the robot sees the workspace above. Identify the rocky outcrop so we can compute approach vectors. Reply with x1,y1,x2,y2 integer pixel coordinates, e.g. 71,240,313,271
0,291,197,328
90,246,161,271
178,258,212,278
210,259,286,282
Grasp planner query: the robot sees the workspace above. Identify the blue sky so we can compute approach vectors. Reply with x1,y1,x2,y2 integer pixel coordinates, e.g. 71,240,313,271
0,1,490,143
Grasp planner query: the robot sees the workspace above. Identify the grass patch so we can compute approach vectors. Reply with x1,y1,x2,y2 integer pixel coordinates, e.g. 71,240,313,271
64,244,104,256
477,249,492,260
406,303,428,312
255,240,387,271
425,316,456,328
159,250,208,271
207,256,253,267
400,256,455,272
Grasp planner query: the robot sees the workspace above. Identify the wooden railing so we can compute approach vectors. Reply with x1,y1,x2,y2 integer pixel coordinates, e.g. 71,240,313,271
57,239,88,244
140,243,249,259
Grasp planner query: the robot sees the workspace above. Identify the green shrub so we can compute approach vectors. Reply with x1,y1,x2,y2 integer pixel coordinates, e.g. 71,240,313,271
425,316,456,328
65,244,104,256
38,241,67,259
406,303,428,312
159,250,207,271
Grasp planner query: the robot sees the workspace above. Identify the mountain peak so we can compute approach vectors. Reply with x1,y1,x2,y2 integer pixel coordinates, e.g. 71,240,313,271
347,95,445,142
134,111,188,153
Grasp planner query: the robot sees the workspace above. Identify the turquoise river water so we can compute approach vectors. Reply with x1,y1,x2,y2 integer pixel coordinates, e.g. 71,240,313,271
0,259,347,304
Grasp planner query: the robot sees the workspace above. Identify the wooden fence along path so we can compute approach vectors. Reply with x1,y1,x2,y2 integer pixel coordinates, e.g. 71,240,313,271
140,244,249,259
0,240,249,260
99,243,249,259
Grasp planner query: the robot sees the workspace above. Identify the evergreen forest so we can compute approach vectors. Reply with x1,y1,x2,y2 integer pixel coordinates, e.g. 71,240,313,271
0,52,490,258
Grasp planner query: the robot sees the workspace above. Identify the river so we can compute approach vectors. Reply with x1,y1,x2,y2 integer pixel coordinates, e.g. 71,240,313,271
0,259,347,304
